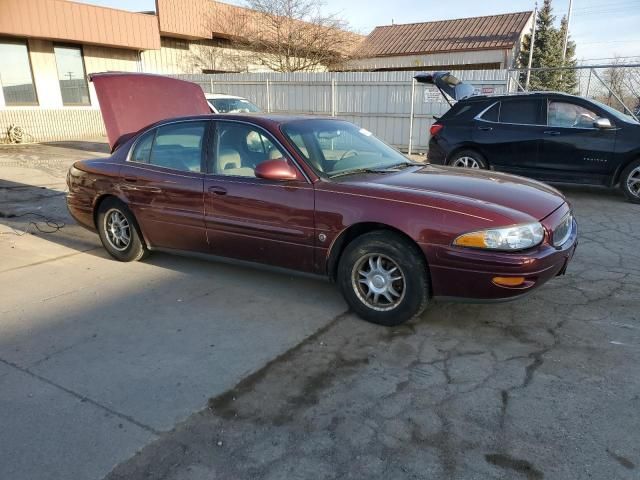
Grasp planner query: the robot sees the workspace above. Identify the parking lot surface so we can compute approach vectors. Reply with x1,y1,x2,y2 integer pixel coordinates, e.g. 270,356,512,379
1,141,639,480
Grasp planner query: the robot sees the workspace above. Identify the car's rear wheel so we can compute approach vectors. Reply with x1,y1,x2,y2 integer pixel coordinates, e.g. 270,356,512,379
620,159,640,204
448,149,488,169
97,198,148,262
337,231,430,326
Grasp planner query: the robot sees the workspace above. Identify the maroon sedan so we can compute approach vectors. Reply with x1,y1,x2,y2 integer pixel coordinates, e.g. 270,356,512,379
67,73,578,326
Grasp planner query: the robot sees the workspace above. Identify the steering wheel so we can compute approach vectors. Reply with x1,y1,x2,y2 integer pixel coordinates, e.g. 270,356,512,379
339,149,359,161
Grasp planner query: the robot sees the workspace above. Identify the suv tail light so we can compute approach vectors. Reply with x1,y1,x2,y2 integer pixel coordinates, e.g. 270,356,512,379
430,123,443,136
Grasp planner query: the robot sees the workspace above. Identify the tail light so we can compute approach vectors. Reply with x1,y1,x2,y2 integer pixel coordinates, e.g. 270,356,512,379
430,123,443,136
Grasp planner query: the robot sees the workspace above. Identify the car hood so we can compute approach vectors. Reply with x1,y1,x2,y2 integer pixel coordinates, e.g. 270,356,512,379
351,165,566,222
90,73,210,151
414,72,475,102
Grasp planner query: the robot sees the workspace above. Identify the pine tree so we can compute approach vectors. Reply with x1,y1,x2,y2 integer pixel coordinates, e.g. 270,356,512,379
517,0,578,93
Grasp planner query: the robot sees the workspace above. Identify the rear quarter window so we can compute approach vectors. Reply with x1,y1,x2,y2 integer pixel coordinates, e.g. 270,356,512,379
480,102,500,122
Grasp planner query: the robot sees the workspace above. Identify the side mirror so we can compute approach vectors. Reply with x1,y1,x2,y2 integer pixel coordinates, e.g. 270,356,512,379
255,158,301,181
594,117,613,129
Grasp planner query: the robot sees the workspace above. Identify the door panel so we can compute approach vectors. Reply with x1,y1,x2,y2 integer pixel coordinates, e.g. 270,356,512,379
119,120,208,251
472,99,545,175
204,177,315,271
120,163,206,251
474,122,546,173
204,120,315,272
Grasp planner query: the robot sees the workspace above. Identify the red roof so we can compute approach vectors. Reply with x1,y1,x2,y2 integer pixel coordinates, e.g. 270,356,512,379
359,11,533,58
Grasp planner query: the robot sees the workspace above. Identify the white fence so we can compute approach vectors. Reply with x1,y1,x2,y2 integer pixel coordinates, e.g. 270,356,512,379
174,70,510,153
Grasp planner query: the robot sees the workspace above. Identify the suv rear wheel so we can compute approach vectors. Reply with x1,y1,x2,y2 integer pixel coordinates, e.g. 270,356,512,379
620,159,640,204
449,149,488,169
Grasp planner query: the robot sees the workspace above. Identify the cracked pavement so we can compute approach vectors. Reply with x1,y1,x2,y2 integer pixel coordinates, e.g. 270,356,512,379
1,142,639,480
107,185,639,480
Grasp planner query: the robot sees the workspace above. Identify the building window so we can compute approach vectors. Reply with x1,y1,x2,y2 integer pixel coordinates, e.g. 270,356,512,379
54,44,90,106
0,39,38,106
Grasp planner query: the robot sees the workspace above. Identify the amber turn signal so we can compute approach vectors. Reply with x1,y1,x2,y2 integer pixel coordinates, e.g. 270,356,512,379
492,276,526,287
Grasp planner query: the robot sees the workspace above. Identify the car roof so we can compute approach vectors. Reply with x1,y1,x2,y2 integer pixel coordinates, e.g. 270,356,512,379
136,113,341,132
461,91,585,103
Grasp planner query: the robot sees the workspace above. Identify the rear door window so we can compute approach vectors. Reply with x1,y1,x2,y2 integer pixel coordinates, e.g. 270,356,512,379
149,121,206,172
500,99,541,125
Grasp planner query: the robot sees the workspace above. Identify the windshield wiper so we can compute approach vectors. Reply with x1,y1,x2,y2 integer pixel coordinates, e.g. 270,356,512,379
386,161,424,169
329,168,396,179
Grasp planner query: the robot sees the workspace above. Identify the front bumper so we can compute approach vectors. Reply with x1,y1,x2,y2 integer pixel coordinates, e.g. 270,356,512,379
423,218,578,301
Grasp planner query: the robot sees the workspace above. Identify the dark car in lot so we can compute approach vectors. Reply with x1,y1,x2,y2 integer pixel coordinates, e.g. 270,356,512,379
67,73,578,326
418,72,640,203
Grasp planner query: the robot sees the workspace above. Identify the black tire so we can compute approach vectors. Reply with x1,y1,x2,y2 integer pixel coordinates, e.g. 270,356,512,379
448,149,488,169
620,159,640,204
96,198,148,262
337,231,430,326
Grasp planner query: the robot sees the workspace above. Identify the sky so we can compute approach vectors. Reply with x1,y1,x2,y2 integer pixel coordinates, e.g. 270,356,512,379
77,0,640,63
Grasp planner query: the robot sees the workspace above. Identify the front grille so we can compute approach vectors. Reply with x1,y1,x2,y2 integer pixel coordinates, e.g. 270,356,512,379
552,213,573,247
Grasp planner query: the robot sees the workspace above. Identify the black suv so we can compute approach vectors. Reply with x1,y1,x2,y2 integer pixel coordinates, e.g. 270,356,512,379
417,72,640,203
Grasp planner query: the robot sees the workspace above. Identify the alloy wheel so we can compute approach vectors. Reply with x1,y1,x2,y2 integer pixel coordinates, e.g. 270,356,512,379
352,254,406,311
627,166,640,198
452,156,480,168
104,209,131,251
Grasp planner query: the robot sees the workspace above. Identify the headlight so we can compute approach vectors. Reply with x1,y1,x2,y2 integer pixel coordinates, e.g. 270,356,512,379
453,222,544,251
552,214,573,247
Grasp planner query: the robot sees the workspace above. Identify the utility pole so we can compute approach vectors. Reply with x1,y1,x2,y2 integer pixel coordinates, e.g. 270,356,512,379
525,6,537,91
562,0,574,63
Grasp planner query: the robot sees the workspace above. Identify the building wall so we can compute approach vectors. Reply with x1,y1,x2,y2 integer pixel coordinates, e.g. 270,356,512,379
345,49,510,71
0,0,160,50
141,37,326,75
0,109,105,143
0,40,141,142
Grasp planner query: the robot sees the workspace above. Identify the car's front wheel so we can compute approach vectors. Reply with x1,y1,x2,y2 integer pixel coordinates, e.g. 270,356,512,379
620,159,640,204
448,149,488,169
337,231,430,326
96,198,148,262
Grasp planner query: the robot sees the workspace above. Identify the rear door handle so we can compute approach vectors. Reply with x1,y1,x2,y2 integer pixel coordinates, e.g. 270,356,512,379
478,126,493,131
208,186,227,195
544,130,561,135
123,177,138,183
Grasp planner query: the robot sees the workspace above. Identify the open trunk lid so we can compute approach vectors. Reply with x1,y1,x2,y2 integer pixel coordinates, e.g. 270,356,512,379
414,72,475,104
90,73,211,151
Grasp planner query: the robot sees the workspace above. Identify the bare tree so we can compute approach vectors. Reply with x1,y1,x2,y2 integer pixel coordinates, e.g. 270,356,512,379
182,39,250,74
603,56,640,114
238,0,360,72
181,0,360,74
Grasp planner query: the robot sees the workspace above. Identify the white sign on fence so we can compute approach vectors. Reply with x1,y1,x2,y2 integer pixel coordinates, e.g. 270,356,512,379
423,87,442,103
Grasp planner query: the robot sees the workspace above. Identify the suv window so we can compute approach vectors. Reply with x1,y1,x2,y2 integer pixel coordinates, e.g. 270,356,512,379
480,102,500,122
500,99,540,125
215,122,287,177
548,101,599,128
149,121,206,172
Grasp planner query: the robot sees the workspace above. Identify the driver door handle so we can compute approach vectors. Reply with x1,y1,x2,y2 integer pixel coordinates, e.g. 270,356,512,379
544,130,561,135
478,126,493,131
208,186,227,195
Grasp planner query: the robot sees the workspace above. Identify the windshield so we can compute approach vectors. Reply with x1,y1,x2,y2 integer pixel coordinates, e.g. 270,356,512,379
211,98,261,113
281,120,412,177
590,99,639,124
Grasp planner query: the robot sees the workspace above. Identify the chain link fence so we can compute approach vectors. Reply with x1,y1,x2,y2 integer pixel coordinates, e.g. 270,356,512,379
508,64,640,120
